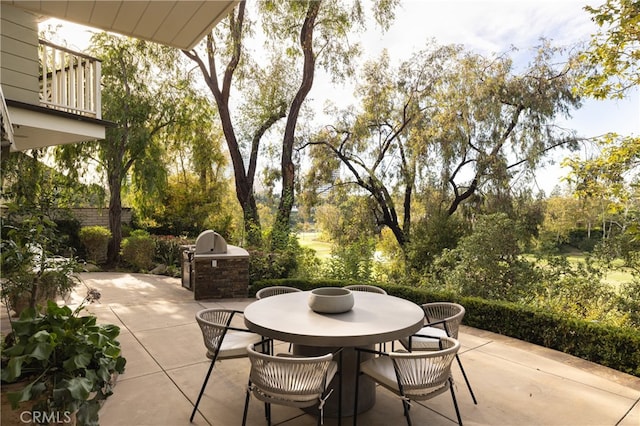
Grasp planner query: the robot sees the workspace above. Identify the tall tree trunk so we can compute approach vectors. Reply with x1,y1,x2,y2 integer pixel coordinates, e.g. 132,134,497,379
107,170,122,266
183,1,264,246
217,97,262,246
273,0,321,249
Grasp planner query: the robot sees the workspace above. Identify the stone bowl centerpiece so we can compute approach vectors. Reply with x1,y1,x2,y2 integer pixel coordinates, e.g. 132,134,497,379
308,287,354,314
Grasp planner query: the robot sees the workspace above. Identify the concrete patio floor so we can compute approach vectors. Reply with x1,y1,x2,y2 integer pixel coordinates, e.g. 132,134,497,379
3,272,639,426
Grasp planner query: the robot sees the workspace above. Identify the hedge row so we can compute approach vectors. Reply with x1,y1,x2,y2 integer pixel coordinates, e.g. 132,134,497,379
251,279,640,378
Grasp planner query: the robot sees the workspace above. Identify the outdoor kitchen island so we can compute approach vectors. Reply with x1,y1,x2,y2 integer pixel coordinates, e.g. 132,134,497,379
182,230,250,299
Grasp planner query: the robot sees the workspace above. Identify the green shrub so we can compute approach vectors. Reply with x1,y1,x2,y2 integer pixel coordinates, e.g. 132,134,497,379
153,235,192,267
53,218,83,258
121,230,156,272
531,255,621,323
323,237,376,282
1,213,81,314
249,249,298,282
460,297,640,377
79,226,111,264
248,234,312,283
434,213,542,301
405,212,467,273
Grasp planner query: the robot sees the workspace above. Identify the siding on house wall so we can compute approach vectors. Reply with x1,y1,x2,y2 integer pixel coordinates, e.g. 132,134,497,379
0,4,39,104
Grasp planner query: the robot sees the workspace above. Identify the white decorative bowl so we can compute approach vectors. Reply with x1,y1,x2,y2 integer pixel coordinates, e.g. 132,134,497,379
308,287,354,314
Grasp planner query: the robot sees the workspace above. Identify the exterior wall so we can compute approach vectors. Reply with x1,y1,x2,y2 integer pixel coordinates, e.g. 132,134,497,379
0,4,39,104
192,257,249,299
1,206,132,228
52,208,132,228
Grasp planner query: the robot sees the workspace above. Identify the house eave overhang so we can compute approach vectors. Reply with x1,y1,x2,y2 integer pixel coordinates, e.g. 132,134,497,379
5,100,114,151
6,1,238,50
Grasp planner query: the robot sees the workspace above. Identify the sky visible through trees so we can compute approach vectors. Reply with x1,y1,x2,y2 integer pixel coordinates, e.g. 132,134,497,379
313,0,639,193
45,0,639,193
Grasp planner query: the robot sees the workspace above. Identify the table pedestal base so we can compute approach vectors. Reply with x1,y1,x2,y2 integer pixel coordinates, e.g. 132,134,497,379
293,344,375,418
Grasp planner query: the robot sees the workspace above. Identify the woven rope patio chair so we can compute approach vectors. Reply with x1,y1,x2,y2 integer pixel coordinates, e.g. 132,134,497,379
354,336,463,426
255,286,302,353
242,340,341,426
344,284,387,294
398,302,477,404
256,286,302,299
190,309,264,422
344,284,389,350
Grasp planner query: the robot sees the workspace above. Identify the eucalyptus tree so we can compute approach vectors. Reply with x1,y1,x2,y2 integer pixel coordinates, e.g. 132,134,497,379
303,41,582,253
183,0,398,248
56,33,204,264
303,46,457,248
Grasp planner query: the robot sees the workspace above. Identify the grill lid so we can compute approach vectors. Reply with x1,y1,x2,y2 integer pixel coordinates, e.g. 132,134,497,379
195,230,228,254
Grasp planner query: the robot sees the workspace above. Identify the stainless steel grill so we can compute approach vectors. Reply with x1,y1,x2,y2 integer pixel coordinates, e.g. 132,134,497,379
194,230,227,254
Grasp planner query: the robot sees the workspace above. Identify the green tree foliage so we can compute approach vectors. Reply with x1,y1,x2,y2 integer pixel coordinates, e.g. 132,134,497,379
56,34,211,264
323,236,377,282
434,213,541,301
184,0,398,248
1,151,105,211
580,0,640,99
563,135,639,262
569,0,640,264
135,88,232,238
314,191,378,245
565,134,639,202
404,211,468,275
539,194,585,249
304,41,581,253
142,174,237,239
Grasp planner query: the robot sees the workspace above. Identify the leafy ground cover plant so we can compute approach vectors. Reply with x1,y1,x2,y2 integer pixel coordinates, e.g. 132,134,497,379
1,290,126,425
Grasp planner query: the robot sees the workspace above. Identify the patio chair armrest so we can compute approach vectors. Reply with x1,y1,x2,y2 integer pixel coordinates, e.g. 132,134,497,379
332,347,344,356
227,325,258,333
424,318,447,327
413,332,445,339
355,346,389,357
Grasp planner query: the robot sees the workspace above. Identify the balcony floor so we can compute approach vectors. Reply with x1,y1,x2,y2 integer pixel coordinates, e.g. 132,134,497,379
3,272,639,426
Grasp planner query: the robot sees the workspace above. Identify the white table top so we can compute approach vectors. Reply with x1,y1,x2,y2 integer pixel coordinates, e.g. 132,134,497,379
244,291,425,347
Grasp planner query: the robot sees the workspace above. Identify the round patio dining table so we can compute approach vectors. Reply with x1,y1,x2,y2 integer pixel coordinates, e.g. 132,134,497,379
243,290,424,417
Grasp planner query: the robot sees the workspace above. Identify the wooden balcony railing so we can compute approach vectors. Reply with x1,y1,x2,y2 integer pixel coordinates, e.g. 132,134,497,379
39,40,101,119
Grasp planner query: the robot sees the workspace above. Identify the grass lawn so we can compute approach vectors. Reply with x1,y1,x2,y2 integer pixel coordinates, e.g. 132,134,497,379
297,232,332,260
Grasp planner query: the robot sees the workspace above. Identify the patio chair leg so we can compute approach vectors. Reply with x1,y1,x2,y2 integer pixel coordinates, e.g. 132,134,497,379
449,377,464,426
402,398,412,426
338,350,342,426
265,402,272,426
242,380,251,426
353,350,361,426
190,358,216,422
455,354,477,404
